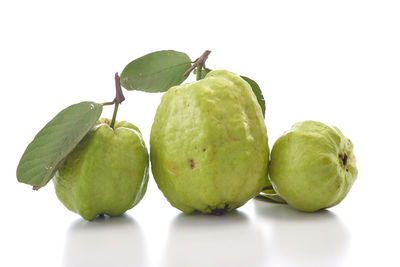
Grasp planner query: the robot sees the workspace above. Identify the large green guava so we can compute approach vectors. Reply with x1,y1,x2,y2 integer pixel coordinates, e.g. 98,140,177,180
53,118,149,220
150,70,269,214
269,120,358,212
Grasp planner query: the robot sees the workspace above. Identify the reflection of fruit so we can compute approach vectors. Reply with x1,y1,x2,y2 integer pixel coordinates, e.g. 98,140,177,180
64,215,147,267
150,70,269,214
164,212,265,267
269,121,357,212
253,201,349,267
53,119,149,220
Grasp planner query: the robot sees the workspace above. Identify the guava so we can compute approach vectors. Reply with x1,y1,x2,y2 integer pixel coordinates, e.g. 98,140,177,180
53,118,149,220
150,70,269,214
269,120,357,212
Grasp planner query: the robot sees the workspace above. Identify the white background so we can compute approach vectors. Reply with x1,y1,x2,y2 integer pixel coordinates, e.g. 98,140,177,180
1,1,399,266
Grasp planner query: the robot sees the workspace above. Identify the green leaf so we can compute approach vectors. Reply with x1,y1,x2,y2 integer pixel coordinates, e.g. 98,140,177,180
258,177,286,204
241,76,266,117
120,50,192,93
17,102,103,190
258,192,287,204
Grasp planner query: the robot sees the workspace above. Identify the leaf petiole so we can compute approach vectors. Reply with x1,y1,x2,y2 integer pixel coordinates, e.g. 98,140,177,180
110,73,125,129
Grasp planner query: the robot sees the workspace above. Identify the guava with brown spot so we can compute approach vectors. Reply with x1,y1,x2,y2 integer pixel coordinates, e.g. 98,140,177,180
268,120,358,212
150,70,269,214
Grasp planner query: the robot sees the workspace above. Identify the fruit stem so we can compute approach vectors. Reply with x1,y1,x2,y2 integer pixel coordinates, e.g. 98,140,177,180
183,50,211,79
196,65,202,81
110,73,125,129
110,103,119,129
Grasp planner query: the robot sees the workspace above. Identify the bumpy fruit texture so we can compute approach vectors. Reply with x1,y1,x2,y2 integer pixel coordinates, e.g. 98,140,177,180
150,70,269,214
53,119,149,220
269,121,357,212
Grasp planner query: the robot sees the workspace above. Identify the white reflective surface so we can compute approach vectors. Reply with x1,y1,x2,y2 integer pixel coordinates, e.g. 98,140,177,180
63,216,148,267
254,199,350,267
59,201,349,267
160,211,265,267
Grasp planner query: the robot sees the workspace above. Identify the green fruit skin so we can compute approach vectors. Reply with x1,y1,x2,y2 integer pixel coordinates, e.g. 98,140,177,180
53,119,149,220
150,70,269,214
269,121,358,212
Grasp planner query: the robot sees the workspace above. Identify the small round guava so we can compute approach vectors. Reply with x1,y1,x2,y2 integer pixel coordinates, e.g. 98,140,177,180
53,118,149,220
150,70,269,214
269,120,357,212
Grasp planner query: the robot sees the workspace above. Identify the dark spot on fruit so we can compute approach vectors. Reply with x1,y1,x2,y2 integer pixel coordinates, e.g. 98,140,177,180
190,159,195,169
202,148,206,152
211,204,229,216
262,186,273,191
346,168,349,172
339,153,348,166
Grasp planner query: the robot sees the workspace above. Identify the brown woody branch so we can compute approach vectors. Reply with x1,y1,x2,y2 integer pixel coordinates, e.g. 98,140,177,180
183,50,211,77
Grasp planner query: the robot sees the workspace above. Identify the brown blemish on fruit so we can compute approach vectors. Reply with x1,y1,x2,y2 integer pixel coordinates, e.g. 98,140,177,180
211,204,229,216
343,153,348,166
224,125,240,141
339,153,348,166
103,118,111,125
202,148,206,152
190,159,195,169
